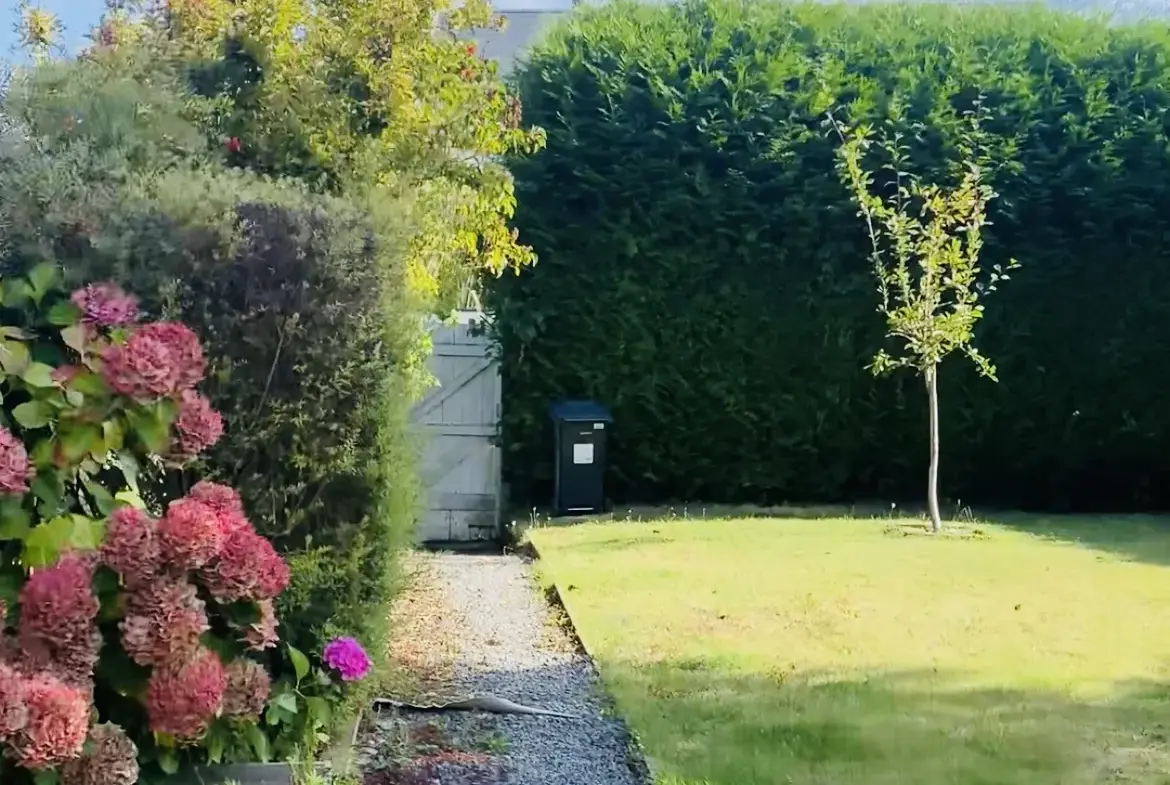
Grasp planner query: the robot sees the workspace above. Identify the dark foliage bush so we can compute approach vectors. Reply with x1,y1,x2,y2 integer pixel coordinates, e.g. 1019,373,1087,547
0,56,425,658
492,0,1170,512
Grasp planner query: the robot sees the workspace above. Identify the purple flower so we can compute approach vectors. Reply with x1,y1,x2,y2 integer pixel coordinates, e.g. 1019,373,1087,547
71,282,139,327
322,638,372,682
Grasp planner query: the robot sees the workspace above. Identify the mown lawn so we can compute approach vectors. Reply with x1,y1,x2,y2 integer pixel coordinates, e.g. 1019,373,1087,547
529,516,1170,785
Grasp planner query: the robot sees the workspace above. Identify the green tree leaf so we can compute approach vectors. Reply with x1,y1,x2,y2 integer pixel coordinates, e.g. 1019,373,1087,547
60,325,87,356
0,497,30,541
12,400,52,429
244,721,271,763
59,424,102,464
158,749,180,775
70,372,107,397
126,408,172,454
27,262,58,303
21,362,57,388
45,301,81,327
0,340,31,376
81,473,116,516
22,515,103,567
288,645,311,683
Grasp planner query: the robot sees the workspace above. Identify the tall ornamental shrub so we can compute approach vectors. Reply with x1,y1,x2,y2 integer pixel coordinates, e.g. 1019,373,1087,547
492,0,1170,511
0,50,419,689
0,267,290,783
114,0,545,310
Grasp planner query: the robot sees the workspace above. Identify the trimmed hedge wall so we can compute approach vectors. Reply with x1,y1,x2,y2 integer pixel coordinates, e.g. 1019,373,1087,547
491,0,1170,512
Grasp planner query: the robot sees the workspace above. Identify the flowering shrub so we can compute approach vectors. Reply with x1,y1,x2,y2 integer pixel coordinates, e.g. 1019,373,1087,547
0,265,291,783
256,636,373,763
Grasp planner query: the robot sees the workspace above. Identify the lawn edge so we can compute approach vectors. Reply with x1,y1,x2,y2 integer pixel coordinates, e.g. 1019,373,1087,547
523,536,657,785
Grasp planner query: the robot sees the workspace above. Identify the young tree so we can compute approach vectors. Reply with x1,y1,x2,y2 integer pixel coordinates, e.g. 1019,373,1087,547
832,106,1017,533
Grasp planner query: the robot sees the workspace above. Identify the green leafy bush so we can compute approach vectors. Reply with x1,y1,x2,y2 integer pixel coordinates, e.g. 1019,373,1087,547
0,55,427,670
492,0,1170,511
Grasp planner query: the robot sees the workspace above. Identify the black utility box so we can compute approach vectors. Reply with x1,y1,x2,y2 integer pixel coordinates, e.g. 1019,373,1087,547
549,400,612,516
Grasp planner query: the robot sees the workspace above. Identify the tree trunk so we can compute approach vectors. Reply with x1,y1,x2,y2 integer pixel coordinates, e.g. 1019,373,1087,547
926,365,942,533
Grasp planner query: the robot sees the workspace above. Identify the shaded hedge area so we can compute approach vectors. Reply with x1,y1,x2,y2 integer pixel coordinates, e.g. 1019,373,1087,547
491,0,1170,512
0,56,426,657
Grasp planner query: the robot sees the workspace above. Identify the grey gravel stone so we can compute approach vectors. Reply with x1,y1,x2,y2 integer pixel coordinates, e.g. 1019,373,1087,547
427,553,644,785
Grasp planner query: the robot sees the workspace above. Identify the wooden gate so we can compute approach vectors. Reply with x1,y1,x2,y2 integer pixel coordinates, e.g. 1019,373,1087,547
412,312,502,543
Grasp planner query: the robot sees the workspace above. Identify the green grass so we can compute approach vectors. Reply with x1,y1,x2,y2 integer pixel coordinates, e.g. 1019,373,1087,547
529,516,1170,785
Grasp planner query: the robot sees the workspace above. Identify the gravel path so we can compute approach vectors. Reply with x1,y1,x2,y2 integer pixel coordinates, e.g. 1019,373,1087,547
367,552,644,785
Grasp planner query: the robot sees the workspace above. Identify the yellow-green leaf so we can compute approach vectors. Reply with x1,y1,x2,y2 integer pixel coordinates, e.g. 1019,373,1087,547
12,400,52,429
0,341,31,375
21,362,57,388
60,325,86,356
26,262,58,300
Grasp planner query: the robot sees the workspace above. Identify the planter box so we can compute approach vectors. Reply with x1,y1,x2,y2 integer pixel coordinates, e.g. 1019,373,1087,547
172,763,293,785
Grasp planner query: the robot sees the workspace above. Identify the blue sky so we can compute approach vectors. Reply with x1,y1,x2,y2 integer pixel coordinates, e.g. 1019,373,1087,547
0,0,106,57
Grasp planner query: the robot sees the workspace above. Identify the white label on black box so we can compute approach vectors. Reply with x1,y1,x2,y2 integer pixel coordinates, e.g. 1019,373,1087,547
594,423,605,430
573,443,595,464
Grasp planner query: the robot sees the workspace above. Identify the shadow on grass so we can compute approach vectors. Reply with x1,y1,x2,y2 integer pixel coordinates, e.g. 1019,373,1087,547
600,661,1170,785
986,511,1170,568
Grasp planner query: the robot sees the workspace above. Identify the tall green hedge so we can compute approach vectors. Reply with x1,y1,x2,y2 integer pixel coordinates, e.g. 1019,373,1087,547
0,55,426,657
491,0,1170,512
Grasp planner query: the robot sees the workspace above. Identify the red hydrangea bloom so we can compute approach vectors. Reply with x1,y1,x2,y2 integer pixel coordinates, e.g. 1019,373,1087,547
173,390,224,457
202,529,289,603
134,321,205,390
158,498,225,571
100,506,160,588
0,662,28,739
59,723,139,785
242,599,279,652
120,576,209,668
145,648,226,741
188,481,249,535
70,282,139,327
188,481,244,516
222,659,270,721
0,427,31,495
18,554,100,688
7,673,89,769
101,334,179,401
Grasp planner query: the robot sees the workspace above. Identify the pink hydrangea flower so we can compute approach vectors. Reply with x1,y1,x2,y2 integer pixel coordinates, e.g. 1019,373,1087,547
145,648,226,741
0,426,32,494
242,599,279,652
0,661,28,740
173,390,224,457
120,576,209,668
134,321,205,391
18,553,100,688
71,282,139,327
222,659,271,721
7,673,89,769
100,506,160,588
202,528,289,603
59,723,139,785
322,637,372,682
158,498,225,571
